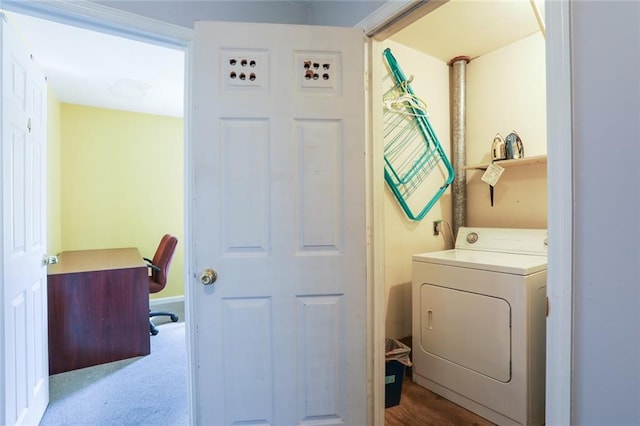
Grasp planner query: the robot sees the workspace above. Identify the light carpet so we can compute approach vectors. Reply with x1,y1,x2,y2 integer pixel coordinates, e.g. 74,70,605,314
40,321,188,426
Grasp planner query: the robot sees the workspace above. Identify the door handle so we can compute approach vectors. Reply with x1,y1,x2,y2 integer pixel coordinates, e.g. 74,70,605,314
200,268,217,286
42,255,58,265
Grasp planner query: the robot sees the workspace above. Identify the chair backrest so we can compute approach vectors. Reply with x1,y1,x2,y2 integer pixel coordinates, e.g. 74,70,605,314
150,234,178,289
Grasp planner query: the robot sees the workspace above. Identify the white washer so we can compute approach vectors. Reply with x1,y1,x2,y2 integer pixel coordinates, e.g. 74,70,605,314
412,227,547,426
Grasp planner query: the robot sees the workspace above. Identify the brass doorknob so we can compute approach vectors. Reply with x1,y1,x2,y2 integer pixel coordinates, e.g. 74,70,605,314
42,255,58,265
200,268,217,286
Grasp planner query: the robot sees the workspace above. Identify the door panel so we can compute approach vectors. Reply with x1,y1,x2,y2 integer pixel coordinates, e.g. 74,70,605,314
296,294,345,422
295,120,343,253
221,297,273,423
220,118,269,254
2,16,49,425
190,21,366,425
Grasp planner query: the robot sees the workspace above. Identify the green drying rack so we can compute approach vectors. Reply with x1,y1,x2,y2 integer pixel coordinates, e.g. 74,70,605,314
382,48,454,221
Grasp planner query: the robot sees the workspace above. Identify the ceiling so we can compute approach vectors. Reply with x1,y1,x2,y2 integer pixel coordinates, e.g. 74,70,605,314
390,0,544,62
3,1,543,119
5,11,185,118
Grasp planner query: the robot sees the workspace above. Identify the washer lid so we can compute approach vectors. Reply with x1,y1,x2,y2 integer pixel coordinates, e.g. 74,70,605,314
413,249,547,275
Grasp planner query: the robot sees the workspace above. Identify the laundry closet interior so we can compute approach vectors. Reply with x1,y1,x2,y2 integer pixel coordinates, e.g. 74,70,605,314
374,0,548,423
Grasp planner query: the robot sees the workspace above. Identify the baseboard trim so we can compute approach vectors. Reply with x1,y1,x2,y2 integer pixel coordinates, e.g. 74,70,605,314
149,295,185,324
150,295,184,307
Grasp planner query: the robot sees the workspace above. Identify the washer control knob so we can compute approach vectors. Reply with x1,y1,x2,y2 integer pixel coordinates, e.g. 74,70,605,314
466,232,478,244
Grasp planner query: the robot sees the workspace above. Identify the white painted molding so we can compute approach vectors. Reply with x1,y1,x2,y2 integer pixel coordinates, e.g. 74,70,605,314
0,3,193,423
367,37,388,426
358,0,449,40
358,3,432,425
149,295,185,308
1,0,193,47
357,0,422,36
0,21,5,415
182,39,196,425
544,0,573,424
361,1,574,424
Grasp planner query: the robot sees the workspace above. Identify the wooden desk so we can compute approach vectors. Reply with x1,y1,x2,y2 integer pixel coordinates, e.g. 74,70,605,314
47,248,150,374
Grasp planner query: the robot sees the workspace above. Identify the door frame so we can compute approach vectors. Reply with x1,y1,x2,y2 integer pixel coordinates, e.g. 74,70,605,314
0,1,573,425
360,1,574,425
0,0,194,423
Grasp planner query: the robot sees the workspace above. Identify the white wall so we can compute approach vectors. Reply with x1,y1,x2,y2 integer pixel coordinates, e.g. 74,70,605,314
380,31,546,338
466,32,547,229
96,1,309,26
96,0,384,28
570,1,640,423
379,40,451,339
309,1,385,27
466,33,547,164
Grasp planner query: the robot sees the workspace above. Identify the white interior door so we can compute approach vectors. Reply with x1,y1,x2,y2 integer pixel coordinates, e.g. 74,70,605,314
1,16,49,426
190,21,367,425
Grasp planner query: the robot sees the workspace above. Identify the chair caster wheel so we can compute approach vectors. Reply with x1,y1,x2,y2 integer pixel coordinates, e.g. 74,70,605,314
170,315,179,322
151,329,159,336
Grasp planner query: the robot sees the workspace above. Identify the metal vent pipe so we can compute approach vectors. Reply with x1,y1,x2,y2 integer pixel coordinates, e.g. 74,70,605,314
449,56,470,238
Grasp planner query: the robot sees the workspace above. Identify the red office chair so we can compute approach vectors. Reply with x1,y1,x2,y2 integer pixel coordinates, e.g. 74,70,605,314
144,234,179,336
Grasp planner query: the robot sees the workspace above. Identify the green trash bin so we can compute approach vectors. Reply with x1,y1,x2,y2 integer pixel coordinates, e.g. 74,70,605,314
385,338,412,408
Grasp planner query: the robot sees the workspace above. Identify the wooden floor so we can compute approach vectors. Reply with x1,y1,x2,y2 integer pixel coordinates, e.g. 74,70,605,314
385,369,495,426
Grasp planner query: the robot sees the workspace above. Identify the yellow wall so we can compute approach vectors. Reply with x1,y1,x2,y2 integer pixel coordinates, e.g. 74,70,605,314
47,88,62,255
60,104,184,299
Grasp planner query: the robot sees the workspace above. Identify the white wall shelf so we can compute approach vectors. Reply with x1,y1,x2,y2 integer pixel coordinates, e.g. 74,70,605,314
462,155,547,171
463,155,547,206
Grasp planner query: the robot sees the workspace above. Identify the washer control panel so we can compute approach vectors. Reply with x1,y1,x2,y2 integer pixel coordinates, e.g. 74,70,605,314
456,227,548,255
